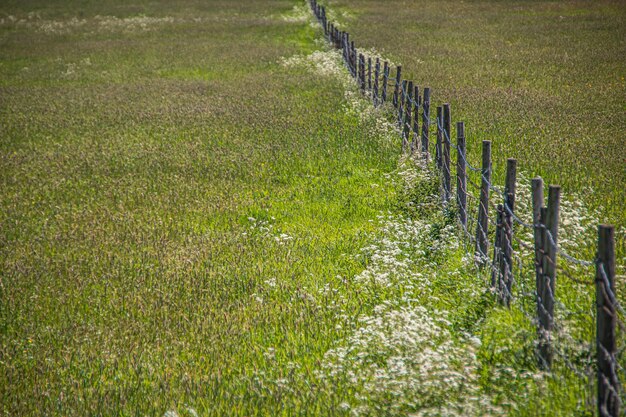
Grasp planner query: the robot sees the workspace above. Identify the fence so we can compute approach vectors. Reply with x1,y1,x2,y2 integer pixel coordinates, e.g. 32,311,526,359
309,1,622,415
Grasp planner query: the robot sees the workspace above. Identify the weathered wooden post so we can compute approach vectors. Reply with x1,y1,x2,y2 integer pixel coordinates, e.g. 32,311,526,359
596,225,619,417
411,85,420,152
421,87,430,158
536,206,548,368
359,53,365,92
435,106,443,169
531,177,546,367
398,79,407,127
392,65,402,108
456,122,467,229
442,103,451,203
492,204,504,291
351,41,356,78
475,140,491,266
381,62,390,104
538,185,560,369
501,158,517,306
532,178,544,292
373,58,380,106
367,56,372,91
402,81,414,151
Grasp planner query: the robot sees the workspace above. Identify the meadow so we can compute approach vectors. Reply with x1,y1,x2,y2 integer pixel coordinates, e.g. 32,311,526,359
326,0,626,226
0,0,624,416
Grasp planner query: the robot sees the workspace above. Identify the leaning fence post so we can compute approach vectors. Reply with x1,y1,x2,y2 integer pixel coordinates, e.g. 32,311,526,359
442,103,451,203
392,65,402,108
501,158,517,306
596,224,619,417
411,85,420,152
436,106,443,169
456,122,467,229
421,87,430,158
402,81,413,151
381,62,390,104
475,140,491,267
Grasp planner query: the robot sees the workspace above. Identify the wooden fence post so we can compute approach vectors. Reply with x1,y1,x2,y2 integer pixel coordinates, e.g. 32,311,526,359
532,177,544,295
492,204,504,291
537,206,549,368
382,62,390,104
367,56,372,90
356,53,361,88
359,54,365,92
402,81,413,151
421,87,430,158
501,158,517,306
531,178,548,366
596,225,619,417
411,85,420,152
436,106,443,169
373,58,380,107
456,121,467,229
538,185,560,369
398,79,407,127
442,103,451,203
351,41,356,78
475,140,491,267
393,65,402,108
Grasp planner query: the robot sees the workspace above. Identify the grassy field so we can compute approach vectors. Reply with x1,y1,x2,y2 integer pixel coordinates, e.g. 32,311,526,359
327,0,626,226
0,1,403,414
1,0,624,416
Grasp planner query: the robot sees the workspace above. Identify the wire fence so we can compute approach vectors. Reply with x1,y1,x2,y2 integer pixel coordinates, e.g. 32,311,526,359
310,1,622,415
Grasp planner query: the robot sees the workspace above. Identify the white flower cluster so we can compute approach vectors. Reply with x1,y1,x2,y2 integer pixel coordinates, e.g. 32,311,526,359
310,208,495,415
318,302,502,416
281,49,352,83
355,215,429,288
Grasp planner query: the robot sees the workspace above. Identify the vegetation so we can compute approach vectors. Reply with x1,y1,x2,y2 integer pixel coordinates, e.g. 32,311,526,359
328,0,625,226
0,0,623,416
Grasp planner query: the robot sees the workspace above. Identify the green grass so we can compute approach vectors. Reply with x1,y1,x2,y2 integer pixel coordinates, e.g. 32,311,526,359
0,1,402,414
326,0,626,228
1,0,624,416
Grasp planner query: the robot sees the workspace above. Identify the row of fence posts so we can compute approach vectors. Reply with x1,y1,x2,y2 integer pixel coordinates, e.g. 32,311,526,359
309,1,620,415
